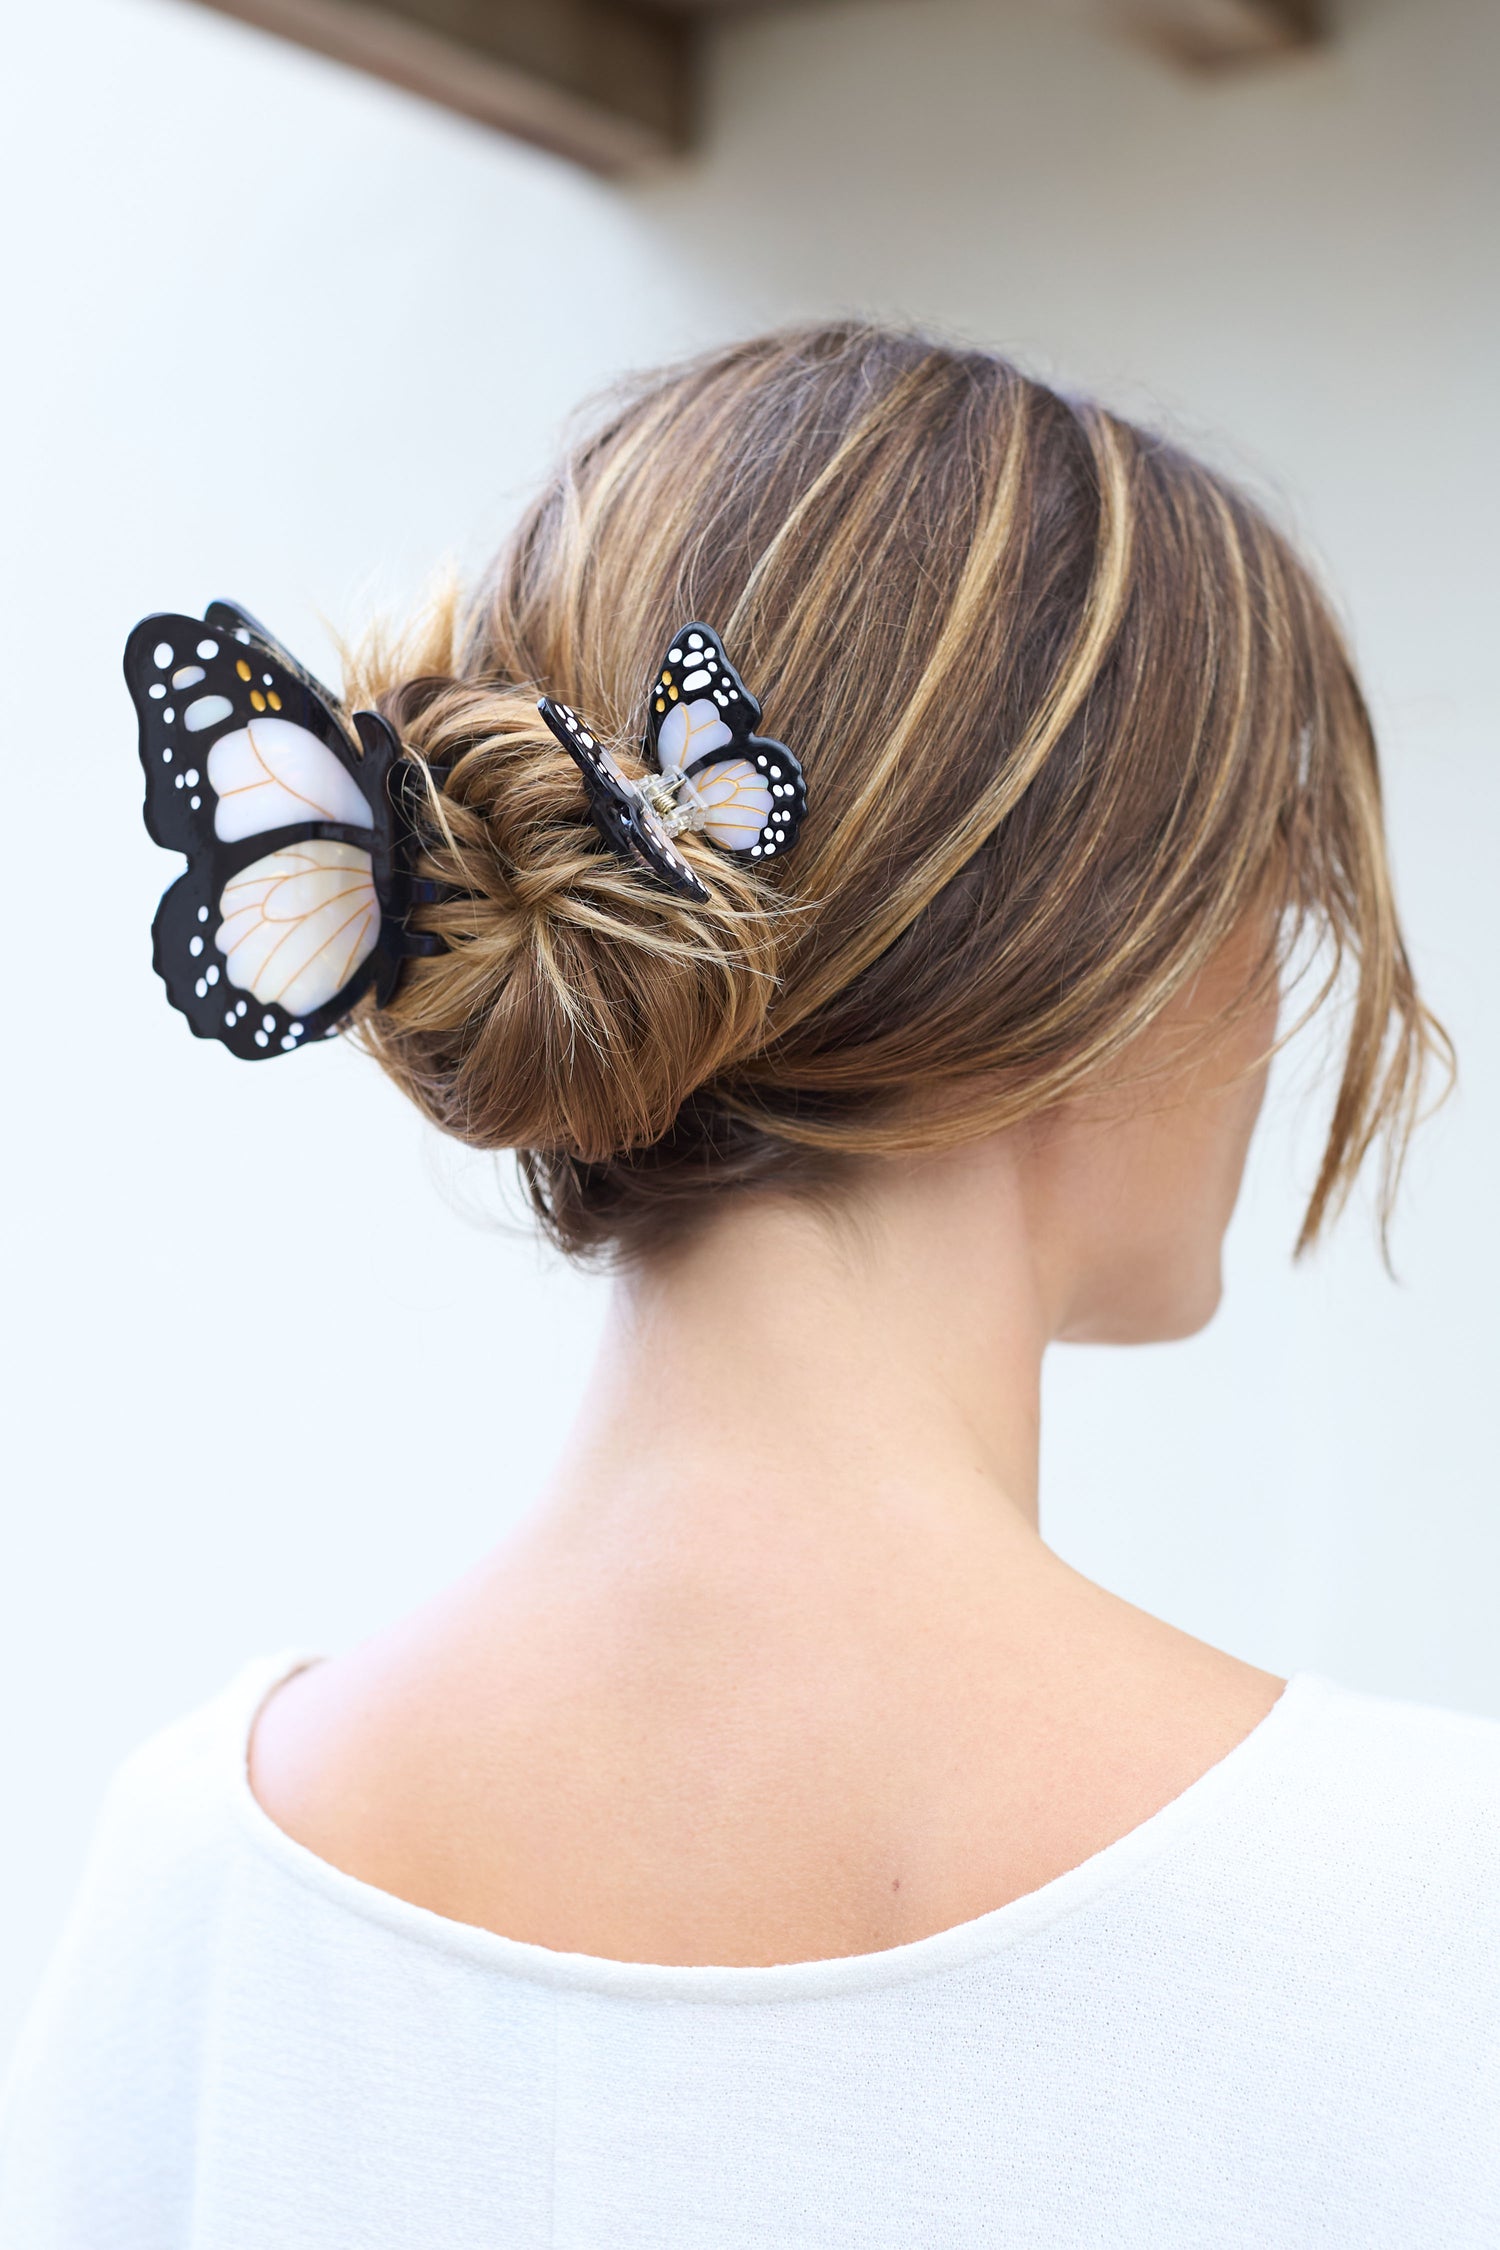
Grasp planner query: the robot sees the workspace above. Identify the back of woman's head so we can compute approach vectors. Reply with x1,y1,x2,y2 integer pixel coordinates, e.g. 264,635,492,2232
348,321,1443,1261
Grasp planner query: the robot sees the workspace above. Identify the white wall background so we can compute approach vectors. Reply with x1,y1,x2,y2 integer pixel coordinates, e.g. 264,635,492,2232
1,0,1495,2059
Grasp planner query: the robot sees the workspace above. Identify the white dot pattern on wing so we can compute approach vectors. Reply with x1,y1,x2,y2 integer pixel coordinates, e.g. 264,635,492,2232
139,620,370,1047
651,630,798,861
546,698,705,894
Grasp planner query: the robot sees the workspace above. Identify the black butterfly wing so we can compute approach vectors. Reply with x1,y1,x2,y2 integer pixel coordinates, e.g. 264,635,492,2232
148,854,361,1058
539,698,710,904
126,607,405,1058
202,597,346,714
643,623,807,863
127,609,370,855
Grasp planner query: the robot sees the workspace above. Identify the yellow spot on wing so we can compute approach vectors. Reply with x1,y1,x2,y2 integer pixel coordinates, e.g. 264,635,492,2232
250,689,266,712
236,658,252,681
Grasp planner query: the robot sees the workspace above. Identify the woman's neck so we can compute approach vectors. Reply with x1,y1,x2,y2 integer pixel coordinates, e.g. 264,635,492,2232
542,1138,1055,1571
248,1132,1284,1967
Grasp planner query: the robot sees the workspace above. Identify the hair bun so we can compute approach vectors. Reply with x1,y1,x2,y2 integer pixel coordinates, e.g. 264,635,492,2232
358,674,781,1161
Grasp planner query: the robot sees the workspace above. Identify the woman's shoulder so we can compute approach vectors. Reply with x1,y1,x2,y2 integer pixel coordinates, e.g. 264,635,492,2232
1190,1671,1500,1951
98,1652,311,1865
0,1653,312,2211
90,1654,1500,1899
0,1656,310,2178
28,1653,309,1981
1291,1670,1500,1806
45,1647,1500,1975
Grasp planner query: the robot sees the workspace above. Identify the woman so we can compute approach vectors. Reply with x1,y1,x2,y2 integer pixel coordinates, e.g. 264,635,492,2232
4,323,1495,2245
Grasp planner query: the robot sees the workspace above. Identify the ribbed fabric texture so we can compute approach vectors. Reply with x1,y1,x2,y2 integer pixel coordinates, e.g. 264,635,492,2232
3,1653,1499,2247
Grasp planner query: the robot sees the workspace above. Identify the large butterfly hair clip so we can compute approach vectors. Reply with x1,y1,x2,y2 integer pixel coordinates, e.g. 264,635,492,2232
537,623,807,904
126,600,444,1060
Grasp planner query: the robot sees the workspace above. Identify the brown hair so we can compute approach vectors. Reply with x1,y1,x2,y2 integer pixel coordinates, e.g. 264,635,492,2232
347,321,1446,1261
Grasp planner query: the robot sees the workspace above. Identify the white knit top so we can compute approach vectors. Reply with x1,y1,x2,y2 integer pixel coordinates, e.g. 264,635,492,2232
3,1652,1499,2247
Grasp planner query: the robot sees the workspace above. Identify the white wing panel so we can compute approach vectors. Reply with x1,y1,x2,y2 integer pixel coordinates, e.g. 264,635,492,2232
217,839,379,1014
209,716,373,842
692,759,773,849
657,698,732,776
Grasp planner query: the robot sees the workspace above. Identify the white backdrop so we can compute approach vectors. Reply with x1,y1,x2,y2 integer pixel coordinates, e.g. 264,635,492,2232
1,0,1495,2059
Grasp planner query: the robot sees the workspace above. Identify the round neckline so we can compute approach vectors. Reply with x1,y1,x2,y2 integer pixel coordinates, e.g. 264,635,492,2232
230,1650,1330,2006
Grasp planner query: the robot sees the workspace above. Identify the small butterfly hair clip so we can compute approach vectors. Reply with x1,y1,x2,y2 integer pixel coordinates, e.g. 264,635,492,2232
125,600,445,1059
538,623,807,905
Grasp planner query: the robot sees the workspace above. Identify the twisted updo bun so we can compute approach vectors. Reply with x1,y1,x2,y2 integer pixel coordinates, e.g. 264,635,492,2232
347,321,1443,1261
353,666,781,1167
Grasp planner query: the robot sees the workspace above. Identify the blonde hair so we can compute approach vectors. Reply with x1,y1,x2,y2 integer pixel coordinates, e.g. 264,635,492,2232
347,322,1447,1260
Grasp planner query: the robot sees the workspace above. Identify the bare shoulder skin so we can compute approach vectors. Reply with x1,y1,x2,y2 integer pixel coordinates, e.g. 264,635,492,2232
251,934,1283,1967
